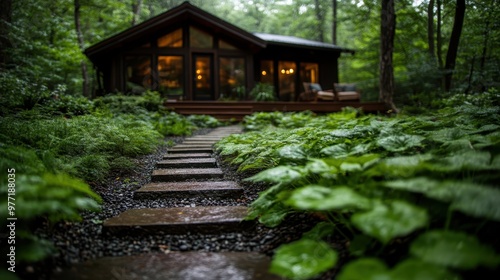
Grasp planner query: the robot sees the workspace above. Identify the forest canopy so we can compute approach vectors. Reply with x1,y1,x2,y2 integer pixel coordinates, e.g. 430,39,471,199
1,0,499,108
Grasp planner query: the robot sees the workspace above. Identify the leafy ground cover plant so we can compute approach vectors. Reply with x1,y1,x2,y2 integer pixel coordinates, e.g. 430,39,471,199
215,94,500,279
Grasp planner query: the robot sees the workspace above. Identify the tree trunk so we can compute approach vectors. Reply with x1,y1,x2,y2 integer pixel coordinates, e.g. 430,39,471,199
427,0,435,57
444,0,466,92
332,0,337,45
0,0,12,69
131,0,143,26
314,0,325,42
379,0,397,112
74,0,89,97
436,0,443,68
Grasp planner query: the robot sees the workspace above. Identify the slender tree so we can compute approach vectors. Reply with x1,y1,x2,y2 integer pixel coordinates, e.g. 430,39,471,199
427,0,435,57
314,0,325,42
444,0,466,91
332,0,337,45
131,0,143,26
0,0,12,69
379,0,397,112
436,0,444,68
74,0,90,97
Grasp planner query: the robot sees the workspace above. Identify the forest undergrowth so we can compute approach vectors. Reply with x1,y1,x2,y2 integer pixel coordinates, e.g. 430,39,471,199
215,90,500,279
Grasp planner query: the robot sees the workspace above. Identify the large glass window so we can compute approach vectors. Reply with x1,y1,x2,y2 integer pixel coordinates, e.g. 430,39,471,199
158,28,183,48
190,26,213,48
158,56,183,96
278,61,296,101
260,60,274,85
219,39,237,50
125,56,151,93
219,57,245,99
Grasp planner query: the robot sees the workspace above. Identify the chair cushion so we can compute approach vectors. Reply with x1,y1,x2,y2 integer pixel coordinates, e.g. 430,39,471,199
309,83,322,92
334,83,356,93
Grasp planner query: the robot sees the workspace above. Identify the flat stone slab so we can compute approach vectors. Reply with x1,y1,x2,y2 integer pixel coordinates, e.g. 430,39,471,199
156,158,217,168
53,252,280,280
181,140,218,145
164,153,212,159
152,168,223,182
167,147,214,153
135,181,242,199
173,144,214,149
103,206,250,234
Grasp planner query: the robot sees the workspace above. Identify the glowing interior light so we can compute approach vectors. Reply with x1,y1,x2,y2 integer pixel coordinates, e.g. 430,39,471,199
262,71,267,76
289,69,294,74
197,75,202,80
196,69,201,74
281,69,286,74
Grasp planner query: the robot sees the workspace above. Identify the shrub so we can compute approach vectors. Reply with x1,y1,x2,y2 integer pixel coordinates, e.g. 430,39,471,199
249,82,276,101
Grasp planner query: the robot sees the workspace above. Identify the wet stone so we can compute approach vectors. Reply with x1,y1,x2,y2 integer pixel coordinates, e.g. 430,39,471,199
172,144,214,149
167,147,214,154
163,153,212,159
103,206,251,234
151,168,223,182
156,158,217,168
134,181,242,199
53,252,280,280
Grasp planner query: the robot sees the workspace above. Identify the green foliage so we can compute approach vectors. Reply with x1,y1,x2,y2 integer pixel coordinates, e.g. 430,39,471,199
270,239,338,280
215,100,500,278
248,82,276,101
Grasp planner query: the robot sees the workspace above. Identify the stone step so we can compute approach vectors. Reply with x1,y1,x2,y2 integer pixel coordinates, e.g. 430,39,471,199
53,252,280,280
181,140,218,145
134,181,242,199
164,153,212,159
173,144,214,149
103,206,250,234
156,158,217,168
152,168,223,182
167,147,214,153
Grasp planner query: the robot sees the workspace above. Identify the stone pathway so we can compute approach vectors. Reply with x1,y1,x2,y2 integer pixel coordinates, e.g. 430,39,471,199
55,125,280,280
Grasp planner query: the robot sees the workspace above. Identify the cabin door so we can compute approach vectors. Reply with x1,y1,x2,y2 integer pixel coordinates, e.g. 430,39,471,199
192,54,214,100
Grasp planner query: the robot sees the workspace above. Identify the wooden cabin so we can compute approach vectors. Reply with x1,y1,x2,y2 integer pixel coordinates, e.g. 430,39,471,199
85,2,386,119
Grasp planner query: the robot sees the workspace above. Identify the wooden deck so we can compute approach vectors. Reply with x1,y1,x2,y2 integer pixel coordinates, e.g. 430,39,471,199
165,101,389,121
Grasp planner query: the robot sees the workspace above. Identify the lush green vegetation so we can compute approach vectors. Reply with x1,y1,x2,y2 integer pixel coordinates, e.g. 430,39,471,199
0,90,221,265
215,91,500,279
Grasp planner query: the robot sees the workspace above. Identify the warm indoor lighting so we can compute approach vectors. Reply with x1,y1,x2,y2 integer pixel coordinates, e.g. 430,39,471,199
285,70,290,74
289,69,294,74
281,69,285,74
196,69,201,74
197,75,202,80
262,70,267,76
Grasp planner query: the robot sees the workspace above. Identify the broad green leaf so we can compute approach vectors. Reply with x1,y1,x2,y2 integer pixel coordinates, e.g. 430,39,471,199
337,258,390,280
270,239,338,280
246,184,285,220
391,259,461,280
385,178,500,222
338,258,460,280
377,134,425,153
305,159,338,175
321,143,371,158
286,185,372,211
278,145,307,163
244,165,303,184
410,230,500,269
351,200,428,244
258,202,290,227
340,162,362,172
429,151,493,172
302,222,336,240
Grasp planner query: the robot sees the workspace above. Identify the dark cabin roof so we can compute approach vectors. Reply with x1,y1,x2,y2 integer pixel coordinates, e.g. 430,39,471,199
85,1,353,62
254,33,354,53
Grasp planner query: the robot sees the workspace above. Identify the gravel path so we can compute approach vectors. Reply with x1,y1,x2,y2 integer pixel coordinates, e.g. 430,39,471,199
23,128,346,280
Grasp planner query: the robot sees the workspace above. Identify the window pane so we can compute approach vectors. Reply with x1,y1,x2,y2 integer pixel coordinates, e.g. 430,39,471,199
158,28,183,48
125,56,151,93
278,61,296,101
190,26,213,48
260,60,274,85
219,39,237,50
158,56,183,96
300,63,319,84
219,57,246,99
